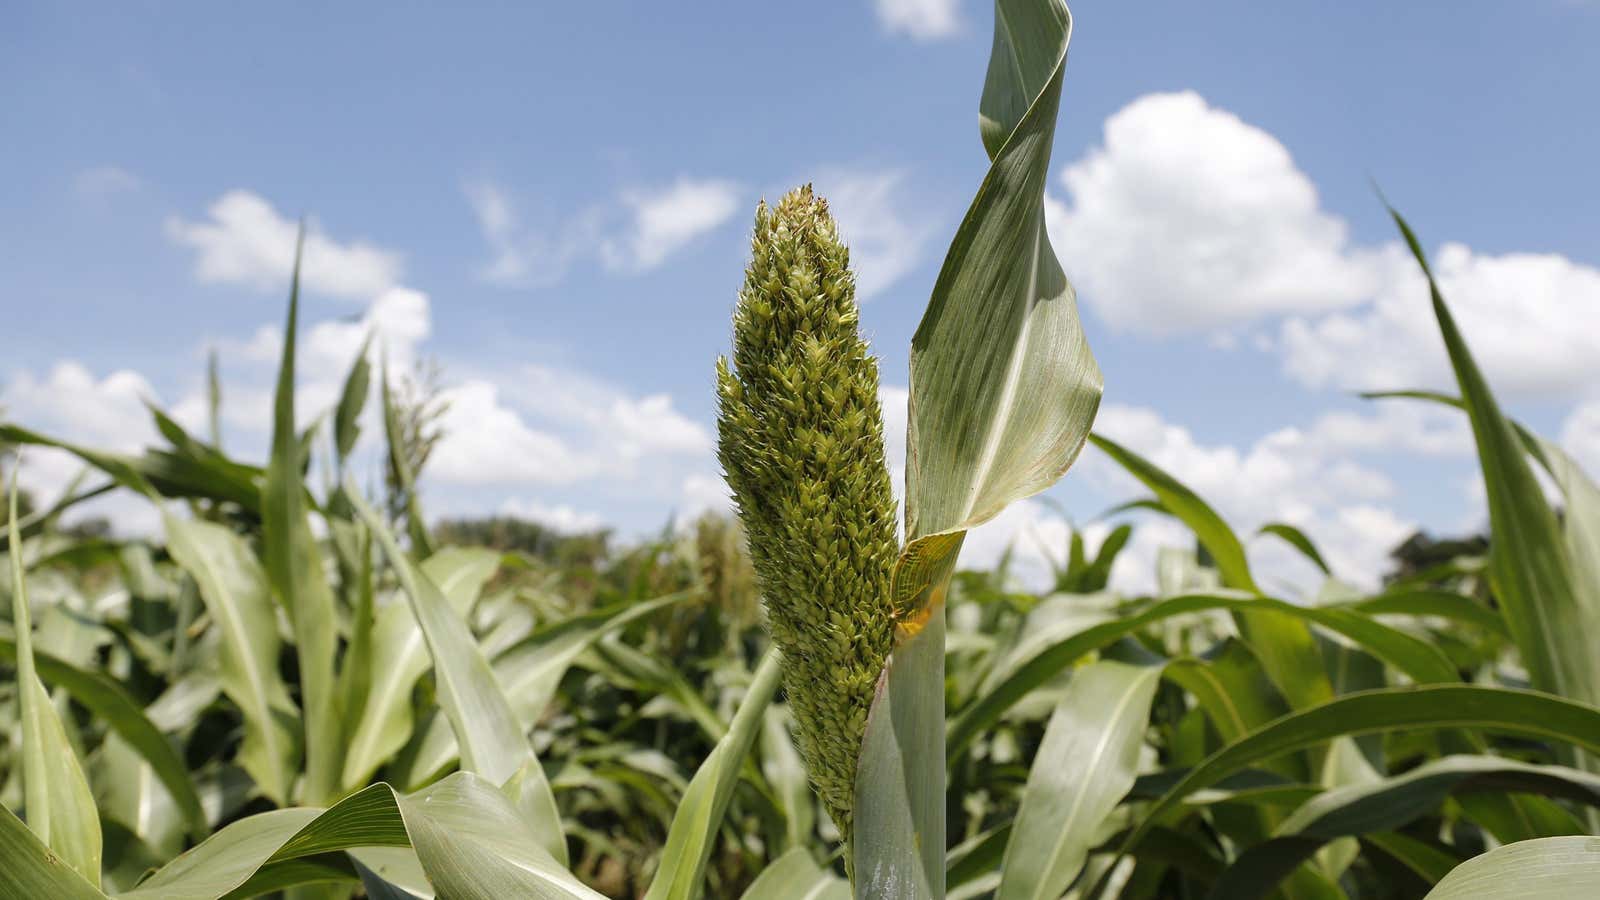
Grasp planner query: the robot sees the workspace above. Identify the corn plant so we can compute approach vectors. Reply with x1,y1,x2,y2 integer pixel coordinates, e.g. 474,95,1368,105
4,0,1600,898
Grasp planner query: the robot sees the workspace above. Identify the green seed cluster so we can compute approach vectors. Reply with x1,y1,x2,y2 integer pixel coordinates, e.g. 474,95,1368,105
715,185,900,843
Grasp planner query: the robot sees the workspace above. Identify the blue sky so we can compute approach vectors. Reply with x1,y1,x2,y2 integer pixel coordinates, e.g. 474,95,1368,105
5,0,1599,592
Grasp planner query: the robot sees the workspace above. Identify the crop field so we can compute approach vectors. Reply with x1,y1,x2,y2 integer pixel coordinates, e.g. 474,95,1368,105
4,1,1600,899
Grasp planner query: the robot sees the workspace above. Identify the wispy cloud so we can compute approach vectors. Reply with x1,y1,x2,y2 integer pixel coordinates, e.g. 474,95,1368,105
874,0,962,40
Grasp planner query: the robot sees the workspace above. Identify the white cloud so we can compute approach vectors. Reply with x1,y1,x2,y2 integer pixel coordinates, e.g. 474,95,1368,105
1281,243,1600,397
498,498,606,533
428,364,710,490
1048,90,1600,399
1049,91,1377,335
1,362,163,534
467,176,739,285
678,473,733,523
1075,403,1431,591
874,0,962,40
75,165,142,198
167,190,403,300
601,177,741,272
1562,401,1600,479
812,169,938,300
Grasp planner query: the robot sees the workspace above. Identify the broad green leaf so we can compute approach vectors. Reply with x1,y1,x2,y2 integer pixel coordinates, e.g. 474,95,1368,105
1387,206,1600,738
1423,837,1600,899
260,242,342,804
862,0,1104,884
397,591,684,788
854,612,947,899
643,649,781,900
761,705,815,850
1089,434,1333,717
1115,684,1600,862
950,592,1457,757
348,487,564,864
341,546,501,789
1257,523,1330,576
1361,831,1461,885
740,848,850,900
335,334,372,463
0,635,204,838
0,803,106,900
163,513,298,806
1210,755,1600,899
1343,589,1509,638
997,661,1161,900
8,480,102,886
117,776,604,900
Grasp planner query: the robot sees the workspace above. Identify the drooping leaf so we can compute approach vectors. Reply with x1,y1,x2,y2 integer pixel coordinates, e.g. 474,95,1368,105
997,661,1161,900
162,513,299,806
643,649,782,900
348,486,564,864
1257,523,1330,576
335,334,373,463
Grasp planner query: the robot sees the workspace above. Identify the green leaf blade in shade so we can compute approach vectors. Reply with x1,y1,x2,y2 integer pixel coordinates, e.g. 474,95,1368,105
8,476,103,887
260,236,343,804
0,636,206,838
1386,205,1600,735
1258,523,1330,575
643,649,782,900
1088,433,1334,720
162,512,300,806
997,661,1162,900
1207,755,1600,900
1117,685,1600,865
0,803,107,900
347,485,565,865
1422,837,1600,900
739,848,850,900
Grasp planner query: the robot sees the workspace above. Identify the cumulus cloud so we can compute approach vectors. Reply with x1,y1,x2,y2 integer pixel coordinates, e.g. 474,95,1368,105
812,169,938,300
1049,91,1378,335
167,190,403,300
874,0,962,40
497,498,607,533
1280,243,1600,397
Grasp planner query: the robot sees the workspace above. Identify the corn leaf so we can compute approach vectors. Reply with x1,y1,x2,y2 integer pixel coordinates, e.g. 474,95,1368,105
1387,206,1600,735
8,478,102,886
1423,837,1600,899
348,486,565,864
0,802,106,900
162,513,299,807
114,776,603,900
340,546,500,790
1211,755,1600,899
260,239,342,805
997,661,1161,900
739,848,850,900
949,592,1456,757
643,649,781,900
1116,684,1600,861
857,0,1102,891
